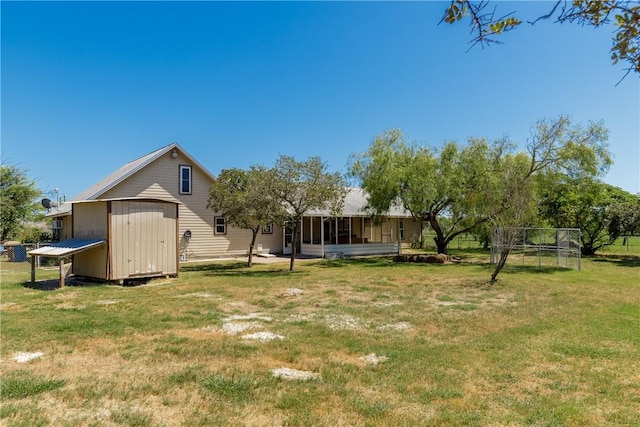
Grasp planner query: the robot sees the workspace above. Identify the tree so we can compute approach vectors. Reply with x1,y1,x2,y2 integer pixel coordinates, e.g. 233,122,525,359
608,194,640,238
272,155,346,272
488,153,539,284
207,166,285,267
0,164,41,241
350,116,609,255
443,0,640,79
538,177,636,254
349,130,508,254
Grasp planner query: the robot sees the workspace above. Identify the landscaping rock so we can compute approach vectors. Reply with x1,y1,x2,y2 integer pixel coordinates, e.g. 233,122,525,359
393,254,459,264
242,332,285,342
13,352,43,363
271,367,321,381
359,353,389,365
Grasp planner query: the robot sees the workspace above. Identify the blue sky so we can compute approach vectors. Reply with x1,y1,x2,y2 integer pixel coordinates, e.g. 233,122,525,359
2,1,638,200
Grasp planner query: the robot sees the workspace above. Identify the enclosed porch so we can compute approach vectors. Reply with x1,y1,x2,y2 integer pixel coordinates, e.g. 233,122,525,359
296,216,410,258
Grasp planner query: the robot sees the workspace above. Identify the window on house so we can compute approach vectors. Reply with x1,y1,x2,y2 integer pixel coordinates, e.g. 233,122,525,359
399,219,405,240
180,165,192,194
262,223,273,234
215,217,226,235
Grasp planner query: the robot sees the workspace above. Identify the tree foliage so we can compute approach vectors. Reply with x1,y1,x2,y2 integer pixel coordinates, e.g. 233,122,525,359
272,155,346,271
443,0,640,78
608,195,640,237
538,177,637,254
0,164,41,241
488,153,539,283
350,116,610,256
207,166,285,267
349,129,508,254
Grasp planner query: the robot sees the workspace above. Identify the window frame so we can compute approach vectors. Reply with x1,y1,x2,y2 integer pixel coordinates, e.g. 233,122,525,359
262,223,273,234
214,216,226,235
179,165,192,195
399,219,405,240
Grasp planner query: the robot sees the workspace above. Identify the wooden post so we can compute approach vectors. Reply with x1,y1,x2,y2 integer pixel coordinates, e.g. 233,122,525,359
59,258,65,288
31,256,36,283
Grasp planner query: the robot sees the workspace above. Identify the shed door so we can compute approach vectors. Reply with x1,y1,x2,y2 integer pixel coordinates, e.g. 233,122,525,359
127,204,167,276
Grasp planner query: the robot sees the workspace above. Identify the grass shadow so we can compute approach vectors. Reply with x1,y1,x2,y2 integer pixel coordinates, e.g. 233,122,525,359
590,254,640,268
22,279,60,291
180,262,306,278
22,276,109,291
499,265,573,275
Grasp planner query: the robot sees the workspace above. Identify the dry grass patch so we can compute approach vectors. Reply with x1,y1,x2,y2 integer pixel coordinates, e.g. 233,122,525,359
2,255,639,425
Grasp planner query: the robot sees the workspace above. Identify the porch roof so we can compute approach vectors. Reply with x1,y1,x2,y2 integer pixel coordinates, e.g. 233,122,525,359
304,188,413,218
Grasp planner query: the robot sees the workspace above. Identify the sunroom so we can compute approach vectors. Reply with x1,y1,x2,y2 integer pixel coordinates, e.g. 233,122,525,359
287,188,421,258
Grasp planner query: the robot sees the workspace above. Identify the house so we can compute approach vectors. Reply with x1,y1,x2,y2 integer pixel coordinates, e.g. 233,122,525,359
47,143,283,259
47,143,422,261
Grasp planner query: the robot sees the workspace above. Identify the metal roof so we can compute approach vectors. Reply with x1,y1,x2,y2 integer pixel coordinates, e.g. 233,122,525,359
46,143,214,217
304,187,413,218
28,239,106,257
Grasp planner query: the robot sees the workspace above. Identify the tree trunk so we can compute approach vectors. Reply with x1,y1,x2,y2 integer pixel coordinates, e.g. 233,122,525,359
428,214,448,254
247,228,259,268
435,236,448,254
289,222,299,272
490,250,509,284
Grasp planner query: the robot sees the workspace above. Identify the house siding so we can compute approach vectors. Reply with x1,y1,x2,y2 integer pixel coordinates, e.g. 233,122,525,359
99,149,283,259
72,202,109,278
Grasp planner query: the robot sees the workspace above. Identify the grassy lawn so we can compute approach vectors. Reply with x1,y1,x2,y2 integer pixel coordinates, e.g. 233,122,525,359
1,250,639,426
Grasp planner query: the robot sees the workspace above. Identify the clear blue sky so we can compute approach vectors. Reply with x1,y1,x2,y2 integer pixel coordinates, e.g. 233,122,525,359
2,1,638,200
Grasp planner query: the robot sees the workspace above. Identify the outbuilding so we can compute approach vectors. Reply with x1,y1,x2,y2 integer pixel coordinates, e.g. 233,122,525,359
29,198,179,286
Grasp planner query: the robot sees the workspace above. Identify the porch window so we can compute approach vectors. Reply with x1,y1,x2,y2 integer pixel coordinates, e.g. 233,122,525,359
302,217,311,244
337,217,350,244
262,223,273,234
399,219,405,240
214,217,226,235
179,165,192,194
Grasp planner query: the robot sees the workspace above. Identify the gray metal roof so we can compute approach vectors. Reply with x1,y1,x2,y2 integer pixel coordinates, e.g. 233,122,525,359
304,187,412,218
46,143,214,217
28,239,106,257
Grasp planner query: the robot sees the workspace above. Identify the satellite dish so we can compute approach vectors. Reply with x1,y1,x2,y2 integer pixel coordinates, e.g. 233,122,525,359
41,198,51,209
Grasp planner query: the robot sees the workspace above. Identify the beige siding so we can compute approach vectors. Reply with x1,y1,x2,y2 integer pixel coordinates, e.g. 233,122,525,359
72,202,108,278
100,150,222,258
52,215,73,241
109,200,178,279
74,246,108,279
100,149,284,259
402,218,422,245
217,224,284,256
73,202,108,239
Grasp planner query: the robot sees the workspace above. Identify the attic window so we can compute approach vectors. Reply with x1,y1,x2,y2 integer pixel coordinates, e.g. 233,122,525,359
180,165,192,194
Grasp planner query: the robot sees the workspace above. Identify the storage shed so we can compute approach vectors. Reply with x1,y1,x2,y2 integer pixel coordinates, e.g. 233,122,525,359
29,198,179,285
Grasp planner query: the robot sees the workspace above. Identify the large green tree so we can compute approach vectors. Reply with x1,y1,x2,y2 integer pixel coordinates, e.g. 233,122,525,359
0,164,41,241
350,130,508,254
443,0,640,78
350,116,610,255
538,177,636,254
207,166,285,267
272,155,346,272
608,194,640,237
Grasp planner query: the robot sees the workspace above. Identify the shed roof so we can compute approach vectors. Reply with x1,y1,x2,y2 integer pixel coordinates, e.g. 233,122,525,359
28,239,106,257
